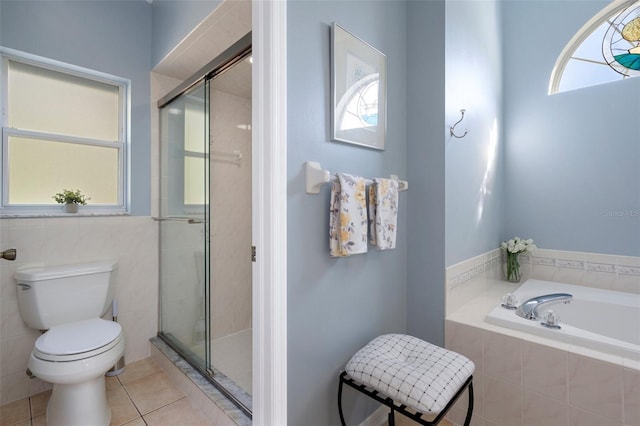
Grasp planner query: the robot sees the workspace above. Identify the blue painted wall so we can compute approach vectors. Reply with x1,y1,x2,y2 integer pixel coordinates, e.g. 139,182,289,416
151,0,221,68
445,0,504,267
502,0,640,256
287,1,409,424
406,0,447,346
0,0,153,216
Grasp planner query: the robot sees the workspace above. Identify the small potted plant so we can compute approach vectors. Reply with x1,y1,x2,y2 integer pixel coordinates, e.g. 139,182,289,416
53,189,90,213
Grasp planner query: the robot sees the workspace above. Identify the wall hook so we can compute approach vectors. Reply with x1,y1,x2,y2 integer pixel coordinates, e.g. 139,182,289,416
450,109,469,139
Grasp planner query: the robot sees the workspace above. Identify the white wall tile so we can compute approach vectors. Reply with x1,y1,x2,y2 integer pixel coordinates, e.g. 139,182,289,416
569,405,623,426
523,389,567,426
449,248,640,320
483,377,522,425
522,341,567,400
483,331,522,386
568,354,623,422
0,216,158,403
624,367,640,426
445,321,484,375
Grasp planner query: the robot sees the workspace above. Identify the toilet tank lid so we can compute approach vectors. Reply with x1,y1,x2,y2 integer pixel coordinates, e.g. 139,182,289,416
15,261,117,282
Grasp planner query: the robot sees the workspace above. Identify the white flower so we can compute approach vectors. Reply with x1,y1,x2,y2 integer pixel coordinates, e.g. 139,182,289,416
501,236,536,254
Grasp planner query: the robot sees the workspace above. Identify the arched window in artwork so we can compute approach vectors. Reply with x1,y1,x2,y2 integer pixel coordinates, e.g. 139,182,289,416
549,0,640,94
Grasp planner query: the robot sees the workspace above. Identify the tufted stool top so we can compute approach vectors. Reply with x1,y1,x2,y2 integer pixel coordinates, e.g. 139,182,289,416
345,334,474,415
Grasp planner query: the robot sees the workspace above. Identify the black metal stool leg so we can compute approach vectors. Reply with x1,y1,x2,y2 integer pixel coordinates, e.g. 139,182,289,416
463,381,474,426
338,373,347,426
388,406,395,426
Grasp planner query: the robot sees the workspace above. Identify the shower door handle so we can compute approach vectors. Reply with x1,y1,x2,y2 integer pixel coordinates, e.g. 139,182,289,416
152,217,203,224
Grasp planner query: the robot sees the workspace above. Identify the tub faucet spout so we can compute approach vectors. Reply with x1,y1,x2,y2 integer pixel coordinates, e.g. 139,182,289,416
516,293,573,320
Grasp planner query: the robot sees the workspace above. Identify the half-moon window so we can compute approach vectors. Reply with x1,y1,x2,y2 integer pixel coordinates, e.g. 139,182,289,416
549,0,640,94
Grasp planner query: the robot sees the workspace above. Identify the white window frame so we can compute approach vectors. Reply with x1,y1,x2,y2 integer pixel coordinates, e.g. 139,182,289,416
549,0,638,94
0,47,130,216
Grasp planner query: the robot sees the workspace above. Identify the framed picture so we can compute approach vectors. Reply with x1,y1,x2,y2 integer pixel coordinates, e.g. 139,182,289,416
331,23,387,150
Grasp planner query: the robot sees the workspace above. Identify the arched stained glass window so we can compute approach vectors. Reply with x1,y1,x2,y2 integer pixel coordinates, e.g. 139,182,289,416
549,0,640,94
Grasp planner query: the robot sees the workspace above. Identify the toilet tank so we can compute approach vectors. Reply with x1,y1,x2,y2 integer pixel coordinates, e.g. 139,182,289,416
15,261,117,330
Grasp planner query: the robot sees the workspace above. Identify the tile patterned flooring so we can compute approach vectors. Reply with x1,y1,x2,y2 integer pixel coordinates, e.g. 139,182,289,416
1,355,458,426
0,358,211,426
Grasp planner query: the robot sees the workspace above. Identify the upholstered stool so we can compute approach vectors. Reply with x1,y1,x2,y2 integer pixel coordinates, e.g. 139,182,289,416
338,334,475,426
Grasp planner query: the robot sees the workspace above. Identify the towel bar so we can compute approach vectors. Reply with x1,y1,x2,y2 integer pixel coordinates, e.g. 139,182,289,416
305,161,409,194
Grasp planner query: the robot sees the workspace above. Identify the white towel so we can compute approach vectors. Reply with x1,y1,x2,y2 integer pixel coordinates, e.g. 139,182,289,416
368,178,398,250
329,173,368,257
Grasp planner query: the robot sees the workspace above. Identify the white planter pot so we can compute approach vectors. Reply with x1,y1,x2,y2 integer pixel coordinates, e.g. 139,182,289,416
64,203,79,213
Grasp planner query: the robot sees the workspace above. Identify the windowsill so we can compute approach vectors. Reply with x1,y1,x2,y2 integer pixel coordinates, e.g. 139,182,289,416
0,211,130,219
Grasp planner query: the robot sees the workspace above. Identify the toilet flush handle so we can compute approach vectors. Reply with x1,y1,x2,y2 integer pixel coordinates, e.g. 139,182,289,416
1,248,16,261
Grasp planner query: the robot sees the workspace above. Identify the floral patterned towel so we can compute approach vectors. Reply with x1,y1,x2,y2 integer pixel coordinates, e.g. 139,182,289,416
329,173,368,257
368,178,398,250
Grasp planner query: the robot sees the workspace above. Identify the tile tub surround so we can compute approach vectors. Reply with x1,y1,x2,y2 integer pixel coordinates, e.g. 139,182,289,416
444,284,640,426
0,216,158,405
446,248,640,315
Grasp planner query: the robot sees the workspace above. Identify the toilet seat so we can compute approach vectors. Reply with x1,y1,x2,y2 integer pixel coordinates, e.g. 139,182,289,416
33,318,122,362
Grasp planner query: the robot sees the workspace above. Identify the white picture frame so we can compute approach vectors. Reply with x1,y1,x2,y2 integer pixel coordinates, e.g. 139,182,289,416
331,23,387,150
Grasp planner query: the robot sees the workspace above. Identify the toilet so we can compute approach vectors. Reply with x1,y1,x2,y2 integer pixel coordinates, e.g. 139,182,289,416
15,261,124,426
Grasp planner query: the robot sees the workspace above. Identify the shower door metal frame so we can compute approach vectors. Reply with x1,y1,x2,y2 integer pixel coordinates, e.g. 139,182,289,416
157,32,253,418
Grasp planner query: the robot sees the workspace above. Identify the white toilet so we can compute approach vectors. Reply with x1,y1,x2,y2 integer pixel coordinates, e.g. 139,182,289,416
15,261,124,426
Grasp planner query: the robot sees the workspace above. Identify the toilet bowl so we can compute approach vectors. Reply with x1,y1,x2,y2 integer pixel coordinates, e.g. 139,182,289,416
29,318,125,425
15,261,123,426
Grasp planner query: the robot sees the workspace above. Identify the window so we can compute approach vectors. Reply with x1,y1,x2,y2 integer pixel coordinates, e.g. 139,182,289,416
549,0,640,94
1,48,129,215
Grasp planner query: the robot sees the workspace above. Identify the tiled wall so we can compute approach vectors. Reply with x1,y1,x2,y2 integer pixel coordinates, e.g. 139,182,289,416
0,216,158,404
446,249,502,315
445,321,640,426
446,248,640,315
445,248,640,425
210,87,252,340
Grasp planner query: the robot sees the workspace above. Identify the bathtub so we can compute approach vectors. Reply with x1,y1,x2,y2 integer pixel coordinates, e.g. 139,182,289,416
485,279,640,360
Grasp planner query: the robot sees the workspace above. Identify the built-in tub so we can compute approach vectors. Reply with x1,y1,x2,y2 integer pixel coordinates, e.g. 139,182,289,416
485,279,640,360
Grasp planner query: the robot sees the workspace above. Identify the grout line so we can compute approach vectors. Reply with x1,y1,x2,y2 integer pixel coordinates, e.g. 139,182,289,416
118,376,146,423
140,396,190,422
29,395,34,426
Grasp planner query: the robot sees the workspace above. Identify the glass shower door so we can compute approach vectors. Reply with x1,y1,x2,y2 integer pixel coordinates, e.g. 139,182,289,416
158,80,210,370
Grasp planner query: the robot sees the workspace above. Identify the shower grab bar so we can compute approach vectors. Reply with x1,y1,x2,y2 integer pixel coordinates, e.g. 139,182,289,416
152,217,203,224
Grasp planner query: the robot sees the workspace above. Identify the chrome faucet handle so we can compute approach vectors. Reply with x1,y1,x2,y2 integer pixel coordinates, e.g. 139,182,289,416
501,293,519,310
1,248,16,261
540,310,561,329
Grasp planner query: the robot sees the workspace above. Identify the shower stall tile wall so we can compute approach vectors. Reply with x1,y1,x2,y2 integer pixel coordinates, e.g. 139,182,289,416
0,216,158,404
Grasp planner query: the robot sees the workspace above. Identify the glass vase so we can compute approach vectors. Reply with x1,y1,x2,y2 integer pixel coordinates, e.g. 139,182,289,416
504,252,522,283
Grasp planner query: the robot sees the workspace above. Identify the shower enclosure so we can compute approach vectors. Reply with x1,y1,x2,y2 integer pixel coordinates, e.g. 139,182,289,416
156,35,252,415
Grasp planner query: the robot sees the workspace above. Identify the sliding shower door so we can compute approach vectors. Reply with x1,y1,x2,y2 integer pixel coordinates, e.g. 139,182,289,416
158,79,210,370
157,35,252,416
